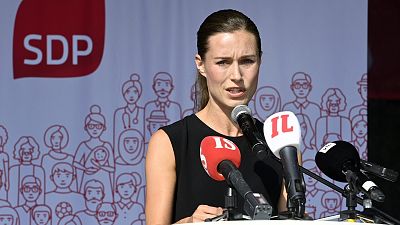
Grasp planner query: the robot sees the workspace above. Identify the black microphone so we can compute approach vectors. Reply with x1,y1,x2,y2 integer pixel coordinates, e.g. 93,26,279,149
315,141,385,202
263,111,306,218
231,105,269,160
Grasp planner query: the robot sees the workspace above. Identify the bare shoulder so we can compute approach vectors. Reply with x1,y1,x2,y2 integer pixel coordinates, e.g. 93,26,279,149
146,129,175,168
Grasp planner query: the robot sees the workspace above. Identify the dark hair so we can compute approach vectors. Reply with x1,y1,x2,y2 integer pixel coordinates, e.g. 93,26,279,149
195,9,262,110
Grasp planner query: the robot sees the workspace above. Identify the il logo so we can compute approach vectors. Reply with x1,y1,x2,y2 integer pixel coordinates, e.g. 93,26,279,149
270,114,294,138
13,0,105,79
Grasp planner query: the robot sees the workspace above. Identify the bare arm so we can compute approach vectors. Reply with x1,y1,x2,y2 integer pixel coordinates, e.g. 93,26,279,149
145,129,223,225
145,129,176,225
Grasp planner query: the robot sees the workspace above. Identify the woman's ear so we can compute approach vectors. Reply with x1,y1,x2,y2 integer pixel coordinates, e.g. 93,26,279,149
195,54,206,77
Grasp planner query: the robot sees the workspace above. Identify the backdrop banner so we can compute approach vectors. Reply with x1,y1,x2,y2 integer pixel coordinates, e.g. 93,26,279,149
0,0,367,224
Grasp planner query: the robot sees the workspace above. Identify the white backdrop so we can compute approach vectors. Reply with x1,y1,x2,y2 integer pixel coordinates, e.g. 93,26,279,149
0,0,367,224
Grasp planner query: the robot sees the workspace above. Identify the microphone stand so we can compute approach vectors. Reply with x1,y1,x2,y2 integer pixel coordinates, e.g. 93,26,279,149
255,150,400,224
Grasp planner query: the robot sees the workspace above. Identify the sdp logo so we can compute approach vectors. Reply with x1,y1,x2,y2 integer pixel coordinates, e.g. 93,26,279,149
13,0,105,79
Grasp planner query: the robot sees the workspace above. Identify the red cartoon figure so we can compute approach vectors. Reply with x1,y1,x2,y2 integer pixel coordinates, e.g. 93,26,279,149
95,202,117,225
250,86,281,122
182,84,198,118
319,191,342,218
15,175,42,224
315,88,351,150
144,72,182,143
296,113,317,160
0,125,10,201
73,105,114,202
9,136,45,207
348,73,367,120
283,72,321,132
41,125,76,193
74,179,104,225
113,74,145,160
114,173,144,225
31,204,52,225
350,109,368,160
0,206,19,225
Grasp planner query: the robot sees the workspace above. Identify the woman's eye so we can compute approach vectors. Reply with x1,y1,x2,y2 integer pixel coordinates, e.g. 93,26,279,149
216,60,229,65
240,59,255,64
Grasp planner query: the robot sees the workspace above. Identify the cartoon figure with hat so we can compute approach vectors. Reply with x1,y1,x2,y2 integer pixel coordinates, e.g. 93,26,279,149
348,73,368,120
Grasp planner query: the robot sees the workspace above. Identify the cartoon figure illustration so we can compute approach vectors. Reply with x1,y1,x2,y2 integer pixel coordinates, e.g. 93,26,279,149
302,160,325,219
95,202,117,225
130,212,145,225
0,206,19,225
182,84,198,118
0,125,10,201
144,72,182,143
41,125,76,193
115,129,145,184
114,173,144,225
113,74,145,160
145,110,169,149
296,113,317,160
251,86,281,121
15,175,42,224
74,180,104,225
31,204,52,225
319,191,342,218
315,88,351,150
73,105,114,202
57,215,82,225
350,109,368,160
9,136,45,207
45,163,85,225
348,73,367,120
283,72,321,131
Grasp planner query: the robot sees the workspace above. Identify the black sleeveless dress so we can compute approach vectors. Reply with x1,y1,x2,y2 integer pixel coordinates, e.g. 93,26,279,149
161,114,283,222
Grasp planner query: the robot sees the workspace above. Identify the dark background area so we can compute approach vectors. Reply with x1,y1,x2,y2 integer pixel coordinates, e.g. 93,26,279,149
368,0,400,220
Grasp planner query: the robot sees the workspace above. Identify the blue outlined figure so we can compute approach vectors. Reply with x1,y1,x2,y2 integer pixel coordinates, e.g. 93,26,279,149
114,74,145,161
0,125,10,201
57,215,82,225
296,114,317,161
31,204,51,225
144,72,182,143
74,180,104,225
251,86,281,122
73,105,114,202
95,202,117,225
15,175,42,225
319,191,342,218
114,173,144,225
46,163,84,225
283,72,321,132
182,84,197,118
0,206,19,225
302,160,325,219
115,129,145,191
349,74,367,120
315,88,351,150
350,109,368,160
9,136,45,207
41,125,76,193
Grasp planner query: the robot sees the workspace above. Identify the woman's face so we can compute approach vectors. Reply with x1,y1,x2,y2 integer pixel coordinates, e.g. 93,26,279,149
20,143,33,162
86,121,104,138
353,120,367,138
124,137,140,153
327,94,340,113
123,86,140,104
259,94,275,111
196,30,260,109
51,131,63,150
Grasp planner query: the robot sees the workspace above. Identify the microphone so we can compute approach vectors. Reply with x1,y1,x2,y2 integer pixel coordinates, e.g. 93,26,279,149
263,111,305,218
200,136,272,220
315,140,385,202
231,105,269,160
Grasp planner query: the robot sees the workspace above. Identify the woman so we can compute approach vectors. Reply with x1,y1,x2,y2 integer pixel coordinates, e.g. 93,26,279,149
146,9,287,224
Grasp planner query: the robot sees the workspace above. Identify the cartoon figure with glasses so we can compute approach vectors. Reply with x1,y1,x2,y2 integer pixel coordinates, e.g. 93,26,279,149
95,202,117,225
283,72,321,132
73,105,114,202
15,176,42,224
9,137,45,207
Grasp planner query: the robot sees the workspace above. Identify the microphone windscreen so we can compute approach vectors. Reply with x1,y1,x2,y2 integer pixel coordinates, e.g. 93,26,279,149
263,111,301,158
315,140,361,182
231,105,252,123
200,136,241,181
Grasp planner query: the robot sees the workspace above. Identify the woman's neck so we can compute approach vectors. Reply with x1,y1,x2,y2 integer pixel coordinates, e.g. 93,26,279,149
197,103,242,137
